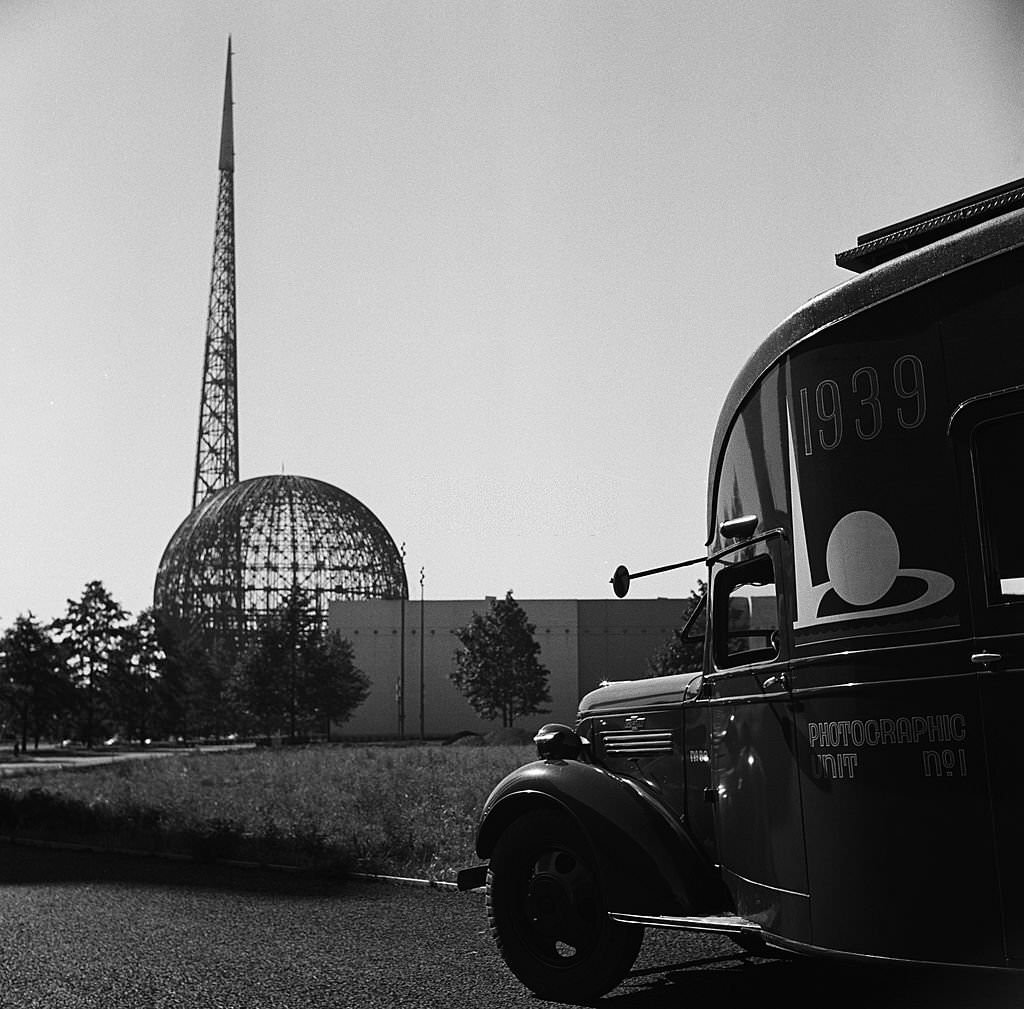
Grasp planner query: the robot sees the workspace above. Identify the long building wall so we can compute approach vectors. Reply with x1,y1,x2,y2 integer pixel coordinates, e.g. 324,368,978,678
327,598,688,739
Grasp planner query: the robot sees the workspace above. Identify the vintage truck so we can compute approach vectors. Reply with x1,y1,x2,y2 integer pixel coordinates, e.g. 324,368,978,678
458,176,1024,1001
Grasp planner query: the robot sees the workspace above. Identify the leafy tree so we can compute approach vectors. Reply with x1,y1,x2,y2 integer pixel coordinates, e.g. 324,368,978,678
105,608,164,744
149,613,240,742
233,624,289,738
150,612,208,742
304,630,368,736
52,581,130,746
234,584,368,739
234,584,310,739
646,581,707,678
450,591,551,728
0,613,70,750
190,636,238,741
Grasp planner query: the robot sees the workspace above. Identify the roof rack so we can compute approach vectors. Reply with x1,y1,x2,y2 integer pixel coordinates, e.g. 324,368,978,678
835,176,1024,273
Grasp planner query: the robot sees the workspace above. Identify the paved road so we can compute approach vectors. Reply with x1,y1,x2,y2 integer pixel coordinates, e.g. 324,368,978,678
1,844,1023,1008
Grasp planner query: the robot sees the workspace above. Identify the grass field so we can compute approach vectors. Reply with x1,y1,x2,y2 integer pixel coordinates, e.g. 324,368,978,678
0,744,536,881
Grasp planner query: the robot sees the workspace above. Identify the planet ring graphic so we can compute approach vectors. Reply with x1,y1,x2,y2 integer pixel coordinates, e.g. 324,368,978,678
800,510,955,626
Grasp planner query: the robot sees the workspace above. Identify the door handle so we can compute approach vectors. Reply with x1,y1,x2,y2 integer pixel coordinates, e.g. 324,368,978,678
971,651,1002,667
761,671,790,692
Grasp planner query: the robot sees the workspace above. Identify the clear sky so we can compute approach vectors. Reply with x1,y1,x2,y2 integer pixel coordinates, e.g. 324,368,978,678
3,1,1024,624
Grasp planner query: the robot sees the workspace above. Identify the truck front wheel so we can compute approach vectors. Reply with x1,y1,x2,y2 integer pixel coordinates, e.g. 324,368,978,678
486,808,644,1001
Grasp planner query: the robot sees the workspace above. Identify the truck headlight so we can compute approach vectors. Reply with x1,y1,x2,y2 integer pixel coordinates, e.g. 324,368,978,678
534,723,582,761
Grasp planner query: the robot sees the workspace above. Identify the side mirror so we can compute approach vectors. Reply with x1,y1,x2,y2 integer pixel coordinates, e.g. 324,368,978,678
719,514,759,540
611,565,631,598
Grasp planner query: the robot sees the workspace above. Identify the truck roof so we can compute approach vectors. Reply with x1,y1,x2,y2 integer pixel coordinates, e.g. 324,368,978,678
836,175,1024,273
706,186,1024,543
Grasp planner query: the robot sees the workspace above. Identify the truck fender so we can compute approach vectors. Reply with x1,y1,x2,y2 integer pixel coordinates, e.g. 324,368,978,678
475,759,725,916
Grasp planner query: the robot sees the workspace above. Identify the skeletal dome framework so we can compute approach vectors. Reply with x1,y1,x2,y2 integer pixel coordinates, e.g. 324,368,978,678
154,475,407,644
153,44,407,650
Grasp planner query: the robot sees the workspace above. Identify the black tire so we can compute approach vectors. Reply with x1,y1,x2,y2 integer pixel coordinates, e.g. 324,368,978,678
486,808,644,1002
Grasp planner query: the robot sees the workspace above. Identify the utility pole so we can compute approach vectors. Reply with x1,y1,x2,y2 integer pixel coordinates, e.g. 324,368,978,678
419,566,425,740
398,542,406,739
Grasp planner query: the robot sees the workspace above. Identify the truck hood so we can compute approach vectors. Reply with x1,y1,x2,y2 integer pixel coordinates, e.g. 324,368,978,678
578,671,703,717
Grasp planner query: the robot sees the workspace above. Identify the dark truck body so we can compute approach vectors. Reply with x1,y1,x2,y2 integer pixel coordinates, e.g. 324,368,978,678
461,177,1024,998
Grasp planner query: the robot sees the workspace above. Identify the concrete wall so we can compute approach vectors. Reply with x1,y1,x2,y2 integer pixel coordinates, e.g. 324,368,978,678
576,598,692,696
327,597,686,740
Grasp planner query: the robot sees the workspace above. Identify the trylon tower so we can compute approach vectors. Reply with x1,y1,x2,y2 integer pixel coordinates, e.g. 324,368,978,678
193,38,239,510
154,40,407,658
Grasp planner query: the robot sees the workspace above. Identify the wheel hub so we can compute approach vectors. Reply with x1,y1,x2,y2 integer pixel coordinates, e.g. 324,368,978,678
524,850,598,952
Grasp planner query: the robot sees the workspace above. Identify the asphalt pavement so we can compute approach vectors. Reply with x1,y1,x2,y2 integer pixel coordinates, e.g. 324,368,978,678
1,843,1023,1008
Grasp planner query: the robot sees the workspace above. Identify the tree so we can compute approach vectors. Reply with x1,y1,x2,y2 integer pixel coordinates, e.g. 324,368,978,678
52,581,130,746
304,630,369,736
150,612,212,742
646,581,707,678
192,637,239,740
0,613,70,750
234,584,368,740
104,609,164,744
450,591,551,728
233,623,289,738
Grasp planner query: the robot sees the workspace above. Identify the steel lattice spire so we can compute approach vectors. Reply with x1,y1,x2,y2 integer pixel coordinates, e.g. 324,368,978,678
155,39,408,661
193,37,239,509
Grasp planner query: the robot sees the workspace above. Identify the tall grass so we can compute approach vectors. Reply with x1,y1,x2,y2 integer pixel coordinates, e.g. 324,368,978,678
0,745,535,881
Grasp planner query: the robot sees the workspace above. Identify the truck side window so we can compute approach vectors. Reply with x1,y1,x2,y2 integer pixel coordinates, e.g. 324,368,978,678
713,553,780,667
974,413,1024,601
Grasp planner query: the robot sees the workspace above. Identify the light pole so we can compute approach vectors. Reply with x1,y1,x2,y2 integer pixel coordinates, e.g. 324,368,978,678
398,542,406,739
419,566,425,740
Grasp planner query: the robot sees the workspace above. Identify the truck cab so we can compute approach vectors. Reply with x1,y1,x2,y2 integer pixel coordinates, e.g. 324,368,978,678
460,176,1024,1001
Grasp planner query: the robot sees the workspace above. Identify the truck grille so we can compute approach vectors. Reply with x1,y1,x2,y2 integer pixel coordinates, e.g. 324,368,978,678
601,730,674,757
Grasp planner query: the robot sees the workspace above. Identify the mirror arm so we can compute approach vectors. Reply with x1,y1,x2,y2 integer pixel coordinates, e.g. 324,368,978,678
611,527,787,598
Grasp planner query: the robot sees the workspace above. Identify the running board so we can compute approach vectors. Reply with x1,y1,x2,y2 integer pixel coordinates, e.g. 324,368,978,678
609,911,764,939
